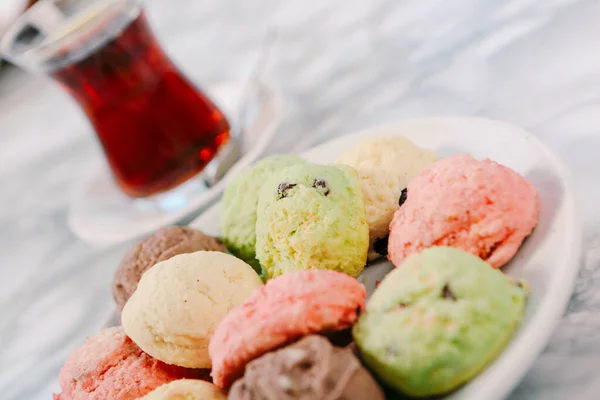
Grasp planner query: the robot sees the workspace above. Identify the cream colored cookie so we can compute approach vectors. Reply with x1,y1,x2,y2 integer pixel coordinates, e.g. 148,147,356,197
337,137,435,261
122,251,263,369
140,379,226,400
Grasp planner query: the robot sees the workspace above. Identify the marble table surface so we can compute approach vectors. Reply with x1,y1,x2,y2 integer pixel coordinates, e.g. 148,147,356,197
2,0,600,398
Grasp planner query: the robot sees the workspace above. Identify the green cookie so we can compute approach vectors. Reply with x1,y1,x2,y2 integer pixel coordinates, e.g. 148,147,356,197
353,246,527,397
256,162,369,280
220,155,304,275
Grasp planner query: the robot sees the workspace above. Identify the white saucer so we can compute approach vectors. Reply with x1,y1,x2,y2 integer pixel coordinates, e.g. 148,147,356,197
190,117,583,400
68,80,283,246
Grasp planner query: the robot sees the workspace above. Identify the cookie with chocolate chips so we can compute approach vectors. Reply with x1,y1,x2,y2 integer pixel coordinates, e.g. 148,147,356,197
336,136,435,262
353,246,527,398
220,155,305,275
256,163,369,280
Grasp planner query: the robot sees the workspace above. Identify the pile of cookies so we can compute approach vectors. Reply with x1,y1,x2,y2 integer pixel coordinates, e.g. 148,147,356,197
54,136,539,399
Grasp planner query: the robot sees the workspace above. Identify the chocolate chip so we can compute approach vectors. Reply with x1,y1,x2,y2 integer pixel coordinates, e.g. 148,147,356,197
298,359,313,370
312,179,330,196
399,188,408,206
373,236,389,256
483,241,501,259
442,284,457,301
278,182,296,199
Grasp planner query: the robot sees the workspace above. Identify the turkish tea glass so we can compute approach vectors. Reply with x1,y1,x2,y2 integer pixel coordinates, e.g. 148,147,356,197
1,0,232,200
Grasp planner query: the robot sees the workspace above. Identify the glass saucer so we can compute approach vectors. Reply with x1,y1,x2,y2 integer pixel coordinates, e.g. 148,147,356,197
68,79,283,245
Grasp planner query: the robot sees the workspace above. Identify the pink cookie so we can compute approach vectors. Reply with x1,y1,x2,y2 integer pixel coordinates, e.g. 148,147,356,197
54,327,199,400
209,270,367,388
388,154,538,269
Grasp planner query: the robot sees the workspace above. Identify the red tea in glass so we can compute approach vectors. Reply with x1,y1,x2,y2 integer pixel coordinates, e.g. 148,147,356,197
3,0,230,198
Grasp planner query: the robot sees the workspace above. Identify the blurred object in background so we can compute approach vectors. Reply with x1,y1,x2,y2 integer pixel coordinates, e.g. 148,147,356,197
1,0,232,200
0,0,30,66
24,0,41,10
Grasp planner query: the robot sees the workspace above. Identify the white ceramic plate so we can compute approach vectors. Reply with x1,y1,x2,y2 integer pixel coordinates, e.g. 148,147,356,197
190,116,583,400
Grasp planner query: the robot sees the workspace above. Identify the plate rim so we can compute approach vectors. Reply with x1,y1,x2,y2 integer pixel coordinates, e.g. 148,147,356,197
190,116,583,400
